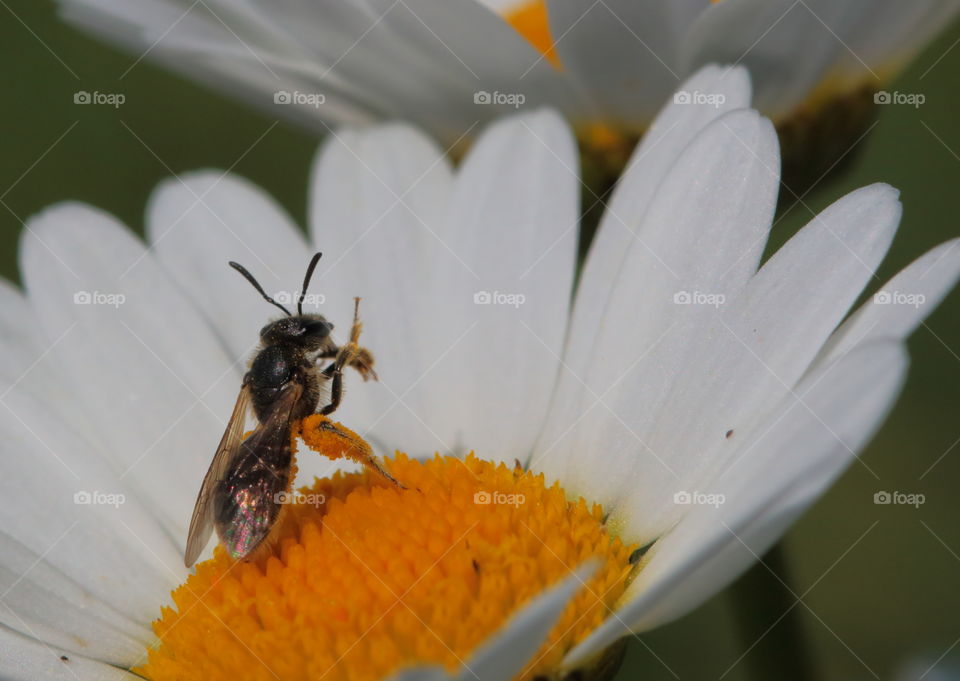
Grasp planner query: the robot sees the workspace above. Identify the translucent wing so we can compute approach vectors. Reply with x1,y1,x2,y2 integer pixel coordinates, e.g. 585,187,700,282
211,382,303,561
184,383,251,567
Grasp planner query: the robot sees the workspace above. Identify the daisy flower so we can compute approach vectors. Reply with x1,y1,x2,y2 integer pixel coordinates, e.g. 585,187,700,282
2,65,958,681
58,0,958,182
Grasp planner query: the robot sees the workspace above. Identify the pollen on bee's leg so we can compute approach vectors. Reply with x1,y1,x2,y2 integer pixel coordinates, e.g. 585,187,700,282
296,414,403,487
138,454,638,681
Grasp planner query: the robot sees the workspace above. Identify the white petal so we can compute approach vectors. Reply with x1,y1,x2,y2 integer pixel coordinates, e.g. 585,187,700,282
817,238,960,364
545,0,701,121
539,63,753,463
0,279,46,385
20,203,237,544
307,123,455,459
0,625,139,681
680,0,855,117
566,341,907,663
59,0,381,126
0,280,180,648
831,1,960,81
600,183,899,539
537,109,779,527
385,667,450,681
422,109,578,463
0,391,180,646
341,0,574,136
0,533,151,666
600,183,896,542
58,0,571,143
0,279,95,442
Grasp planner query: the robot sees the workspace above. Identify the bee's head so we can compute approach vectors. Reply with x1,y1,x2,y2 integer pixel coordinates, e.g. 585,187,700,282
230,252,335,349
259,314,334,349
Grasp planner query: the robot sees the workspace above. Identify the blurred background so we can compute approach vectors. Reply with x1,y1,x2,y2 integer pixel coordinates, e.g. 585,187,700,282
1,2,959,680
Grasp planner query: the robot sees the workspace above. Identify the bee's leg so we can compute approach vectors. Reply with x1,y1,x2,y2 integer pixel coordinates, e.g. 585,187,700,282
317,299,378,381
319,360,343,416
316,346,377,381
315,418,405,489
348,346,377,381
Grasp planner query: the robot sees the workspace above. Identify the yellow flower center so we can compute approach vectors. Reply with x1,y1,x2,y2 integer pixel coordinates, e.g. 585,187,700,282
137,419,637,681
504,0,560,68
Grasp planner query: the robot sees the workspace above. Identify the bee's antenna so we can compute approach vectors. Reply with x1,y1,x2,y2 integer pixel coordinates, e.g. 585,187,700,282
228,261,292,316
298,252,322,316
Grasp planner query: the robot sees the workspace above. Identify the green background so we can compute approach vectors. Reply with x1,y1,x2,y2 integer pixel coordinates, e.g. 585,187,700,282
1,3,959,679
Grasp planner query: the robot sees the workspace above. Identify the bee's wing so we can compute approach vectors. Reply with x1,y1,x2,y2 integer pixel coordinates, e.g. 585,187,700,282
213,382,303,560
184,383,252,567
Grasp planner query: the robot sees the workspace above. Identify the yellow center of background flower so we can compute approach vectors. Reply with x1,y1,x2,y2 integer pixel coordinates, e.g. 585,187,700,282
138,439,636,681
505,0,560,67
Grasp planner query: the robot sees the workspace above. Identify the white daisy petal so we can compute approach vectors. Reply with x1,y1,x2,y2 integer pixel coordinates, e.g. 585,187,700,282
385,667,449,681
588,183,897,543
0,280,98,443
0,624,139,681
56,0,960,154
0,391,180,637
424,109,578,462
539,108,779,524
545,0,697,121
610,182,899,537
680,0,856,117
345,0,573,135
539,63,752,457
0,533,151,666
817,238,960,364
60,0,569,141
566,341,907,663
60,0,380,126
308,123,455,457
834,1,960,80
0,279,47,385
0,282,182,641
20,203,237,542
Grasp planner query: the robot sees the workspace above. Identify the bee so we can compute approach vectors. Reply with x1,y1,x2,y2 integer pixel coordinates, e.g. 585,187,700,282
184,252,396,567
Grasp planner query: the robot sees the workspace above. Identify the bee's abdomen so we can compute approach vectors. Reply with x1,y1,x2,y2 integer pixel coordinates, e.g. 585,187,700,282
213,435,293,559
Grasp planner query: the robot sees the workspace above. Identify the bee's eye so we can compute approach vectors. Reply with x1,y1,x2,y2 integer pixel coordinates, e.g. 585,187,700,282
302,319,332,337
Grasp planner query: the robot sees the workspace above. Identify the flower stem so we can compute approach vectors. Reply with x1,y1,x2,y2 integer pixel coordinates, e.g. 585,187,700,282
728,542,817,681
